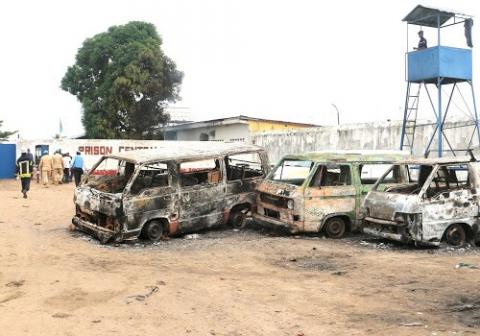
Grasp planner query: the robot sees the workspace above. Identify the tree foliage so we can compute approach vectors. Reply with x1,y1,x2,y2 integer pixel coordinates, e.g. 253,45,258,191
0,120,16,141
61,21,183,139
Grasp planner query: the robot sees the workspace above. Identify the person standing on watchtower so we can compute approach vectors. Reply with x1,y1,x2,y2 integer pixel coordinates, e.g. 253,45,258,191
415,30,427,50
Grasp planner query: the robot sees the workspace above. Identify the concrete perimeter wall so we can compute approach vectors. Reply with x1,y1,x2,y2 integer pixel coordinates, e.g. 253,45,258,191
13,120,479,170
251,120,479,163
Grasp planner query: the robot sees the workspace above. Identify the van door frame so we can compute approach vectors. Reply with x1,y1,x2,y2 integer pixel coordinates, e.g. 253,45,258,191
303,162,356,232
176,156,226,232
355,161,397,228
122,160,180,234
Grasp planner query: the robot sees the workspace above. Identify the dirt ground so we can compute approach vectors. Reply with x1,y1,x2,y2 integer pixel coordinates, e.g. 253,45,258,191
0,179,479,336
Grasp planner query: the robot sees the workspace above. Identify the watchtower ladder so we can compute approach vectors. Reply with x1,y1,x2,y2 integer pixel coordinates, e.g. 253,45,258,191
400,82,421,153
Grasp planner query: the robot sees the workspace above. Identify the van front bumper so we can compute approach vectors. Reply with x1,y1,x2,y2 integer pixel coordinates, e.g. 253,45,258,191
363,221,440,247
72,216,116,243
252,212,299,233
363,226,410,243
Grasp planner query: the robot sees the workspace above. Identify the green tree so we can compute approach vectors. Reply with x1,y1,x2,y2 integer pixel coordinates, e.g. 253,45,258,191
61,21,183,139
0,120,16,141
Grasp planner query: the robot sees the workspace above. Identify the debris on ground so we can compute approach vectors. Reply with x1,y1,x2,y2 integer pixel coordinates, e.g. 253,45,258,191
455,262,479,269
332,271,347,276
0,291,24,304
359,240,395,250
399,322,423,327
126,286,159,304
277,255,341,272
184,234,201,240
447,297,480,328
5,280,25,288
52,312,71,318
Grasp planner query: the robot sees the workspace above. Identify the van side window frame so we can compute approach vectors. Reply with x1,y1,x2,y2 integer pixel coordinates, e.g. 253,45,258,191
358,162,400,185
179,157,223,189
422,163,470,199
225,151,266,182
308,163,353,187
127,160,172,195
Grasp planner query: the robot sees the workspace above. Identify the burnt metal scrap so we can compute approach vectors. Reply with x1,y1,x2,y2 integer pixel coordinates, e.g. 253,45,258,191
362,156,480,246
71,141,480,248
72,142,270,243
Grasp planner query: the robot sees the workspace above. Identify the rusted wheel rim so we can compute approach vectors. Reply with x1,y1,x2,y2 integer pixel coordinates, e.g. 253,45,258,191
231,210,247,229
325,218,346,239
445,224,466,246
147,222,163,241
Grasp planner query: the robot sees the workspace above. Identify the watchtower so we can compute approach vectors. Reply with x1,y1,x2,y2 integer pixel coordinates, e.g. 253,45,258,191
400,5,479,157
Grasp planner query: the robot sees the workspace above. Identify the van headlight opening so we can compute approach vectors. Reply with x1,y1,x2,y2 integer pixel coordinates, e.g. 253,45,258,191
287,199,294,209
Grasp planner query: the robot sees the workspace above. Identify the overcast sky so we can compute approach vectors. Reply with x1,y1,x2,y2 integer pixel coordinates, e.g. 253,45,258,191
0,0,478,138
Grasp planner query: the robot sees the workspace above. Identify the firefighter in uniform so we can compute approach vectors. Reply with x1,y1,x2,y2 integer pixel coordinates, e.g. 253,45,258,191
39,150,53,186
52,150,64,184
16,148,34,198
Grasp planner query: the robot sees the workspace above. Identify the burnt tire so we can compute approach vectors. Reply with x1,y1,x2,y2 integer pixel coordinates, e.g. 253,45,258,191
228,208,249,229
444,224,466,246
324,217,346,239
141,220,164,242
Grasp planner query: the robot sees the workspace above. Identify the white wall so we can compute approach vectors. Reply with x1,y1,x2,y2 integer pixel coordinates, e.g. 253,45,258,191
16,120,478,171
251,121,479,163
175,123,250,142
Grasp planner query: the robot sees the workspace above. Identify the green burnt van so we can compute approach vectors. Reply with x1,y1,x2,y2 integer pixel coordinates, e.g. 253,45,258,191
253,151,409,238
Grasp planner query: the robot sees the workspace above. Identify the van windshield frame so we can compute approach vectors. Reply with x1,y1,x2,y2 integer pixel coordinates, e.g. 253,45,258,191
269,159,314,186
372,163,424,194
84,157,137,194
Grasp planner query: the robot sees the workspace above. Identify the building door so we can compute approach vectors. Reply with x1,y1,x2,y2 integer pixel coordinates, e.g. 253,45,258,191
0,144,16,179
35,145,49,165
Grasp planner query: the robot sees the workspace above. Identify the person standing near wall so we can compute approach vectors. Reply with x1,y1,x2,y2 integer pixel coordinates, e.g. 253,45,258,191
26,148,40,183
62,153,72,183
39,151,53,186
52,150,64,184
16,148,33,199
26,148,34,162
71,151,85,186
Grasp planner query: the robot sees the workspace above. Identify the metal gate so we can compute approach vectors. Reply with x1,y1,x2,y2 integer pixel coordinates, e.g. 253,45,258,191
0,144,16,179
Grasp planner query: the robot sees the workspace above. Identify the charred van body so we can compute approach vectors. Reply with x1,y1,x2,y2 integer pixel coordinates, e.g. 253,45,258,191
72,142,270,243
362,156,480,246
253,151,409,238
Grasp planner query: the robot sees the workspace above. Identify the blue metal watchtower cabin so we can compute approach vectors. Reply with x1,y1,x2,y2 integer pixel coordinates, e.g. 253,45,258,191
400,5,479,157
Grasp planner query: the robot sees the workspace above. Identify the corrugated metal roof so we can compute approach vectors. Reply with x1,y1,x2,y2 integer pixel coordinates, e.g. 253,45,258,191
105,141,264,164
163,115,320,132
403,5,455,27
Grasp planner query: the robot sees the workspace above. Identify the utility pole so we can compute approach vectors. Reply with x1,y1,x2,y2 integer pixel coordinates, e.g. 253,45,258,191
331,104,340,125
